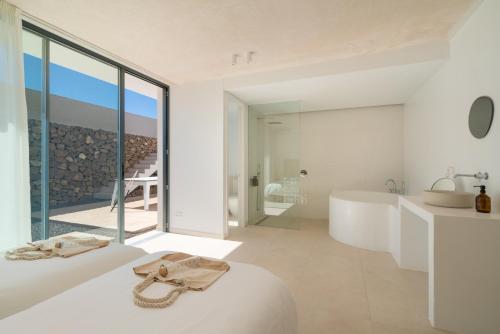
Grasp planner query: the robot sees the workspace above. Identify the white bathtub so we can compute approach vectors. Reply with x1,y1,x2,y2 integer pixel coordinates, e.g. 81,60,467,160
329,190,399,252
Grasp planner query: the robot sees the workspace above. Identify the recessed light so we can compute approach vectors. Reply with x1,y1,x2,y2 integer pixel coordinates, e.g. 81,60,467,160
232,54,240,66
247,51,255,64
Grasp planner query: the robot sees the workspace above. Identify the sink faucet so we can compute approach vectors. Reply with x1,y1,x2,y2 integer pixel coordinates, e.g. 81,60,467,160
385,179,397,193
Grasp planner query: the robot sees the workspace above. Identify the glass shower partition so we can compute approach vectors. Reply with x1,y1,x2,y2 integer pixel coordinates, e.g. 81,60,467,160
247,101,304,228
47,41,120,240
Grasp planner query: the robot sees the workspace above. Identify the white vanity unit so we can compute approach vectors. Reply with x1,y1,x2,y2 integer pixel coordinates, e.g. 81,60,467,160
396,196,500,334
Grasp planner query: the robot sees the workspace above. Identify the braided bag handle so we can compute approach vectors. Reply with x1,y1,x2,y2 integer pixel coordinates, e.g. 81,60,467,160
5,237,108,261
133,272,189,308
5,245,56,261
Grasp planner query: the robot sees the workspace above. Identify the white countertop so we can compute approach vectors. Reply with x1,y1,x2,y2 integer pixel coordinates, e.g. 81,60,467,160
400,195,500,221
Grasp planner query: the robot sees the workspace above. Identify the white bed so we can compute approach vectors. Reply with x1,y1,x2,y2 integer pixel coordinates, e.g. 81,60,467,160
0,252,298,334
0,242,146,319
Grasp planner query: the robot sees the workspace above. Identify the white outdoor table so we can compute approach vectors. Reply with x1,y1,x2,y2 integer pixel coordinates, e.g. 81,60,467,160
124,176,158,210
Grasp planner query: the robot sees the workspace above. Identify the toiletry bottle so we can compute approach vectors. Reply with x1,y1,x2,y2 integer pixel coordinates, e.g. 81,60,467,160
474,185,491,213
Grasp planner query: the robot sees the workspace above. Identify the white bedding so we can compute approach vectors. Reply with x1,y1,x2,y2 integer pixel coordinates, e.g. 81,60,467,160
0,252,298,334
0,243,146,319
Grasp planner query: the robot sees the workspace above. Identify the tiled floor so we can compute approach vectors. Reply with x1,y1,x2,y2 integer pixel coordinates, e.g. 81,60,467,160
225,218,447,334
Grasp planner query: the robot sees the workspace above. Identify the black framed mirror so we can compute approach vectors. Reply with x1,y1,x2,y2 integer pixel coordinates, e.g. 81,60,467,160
469,96,494,139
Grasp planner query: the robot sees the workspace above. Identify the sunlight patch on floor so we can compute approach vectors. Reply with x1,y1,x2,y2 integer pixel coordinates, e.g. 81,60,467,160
126,230,242,259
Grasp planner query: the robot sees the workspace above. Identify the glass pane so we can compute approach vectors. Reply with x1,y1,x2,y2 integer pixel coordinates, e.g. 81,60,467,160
23,30,44,241
227,97,243,227
48,41,119,240
247,102,304,228
123,73,163,239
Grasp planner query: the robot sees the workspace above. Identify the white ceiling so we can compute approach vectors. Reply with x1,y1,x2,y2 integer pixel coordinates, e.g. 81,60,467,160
228,59,445,112
10,0,476,84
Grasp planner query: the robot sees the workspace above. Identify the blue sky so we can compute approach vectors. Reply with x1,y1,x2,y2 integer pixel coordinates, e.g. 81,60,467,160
24,54,157,119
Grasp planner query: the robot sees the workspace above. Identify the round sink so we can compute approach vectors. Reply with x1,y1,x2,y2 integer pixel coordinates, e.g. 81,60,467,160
422,190,474,208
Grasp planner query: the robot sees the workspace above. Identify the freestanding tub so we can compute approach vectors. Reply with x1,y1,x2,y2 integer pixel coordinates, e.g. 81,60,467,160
329,190,399,252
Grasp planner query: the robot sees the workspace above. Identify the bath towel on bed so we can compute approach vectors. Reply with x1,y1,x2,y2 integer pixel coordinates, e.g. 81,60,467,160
5,236,110,260
133,252,230,308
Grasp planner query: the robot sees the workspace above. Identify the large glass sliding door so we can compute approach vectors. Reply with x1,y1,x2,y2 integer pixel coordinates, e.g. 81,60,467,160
22,23,169,243
123,74,165,237
47,41,120,240
23,30,44,241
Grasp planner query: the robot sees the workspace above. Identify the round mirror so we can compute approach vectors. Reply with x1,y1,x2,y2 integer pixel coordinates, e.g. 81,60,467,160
431,177,456,191
469,96,494,139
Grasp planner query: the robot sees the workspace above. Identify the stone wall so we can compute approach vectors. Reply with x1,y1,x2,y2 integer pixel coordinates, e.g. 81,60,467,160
28,120,157,209
124,135,157,170
29,120,42,212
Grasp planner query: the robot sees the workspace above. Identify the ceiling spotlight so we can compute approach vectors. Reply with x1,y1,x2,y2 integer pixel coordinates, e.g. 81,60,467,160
232,54,240,66
247,51,255,64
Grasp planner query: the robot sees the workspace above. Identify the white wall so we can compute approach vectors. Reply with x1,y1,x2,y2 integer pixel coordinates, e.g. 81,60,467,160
404,0,500,211
299,105,404,219
27,90,157,137
170,80,225,238
125,113,157,138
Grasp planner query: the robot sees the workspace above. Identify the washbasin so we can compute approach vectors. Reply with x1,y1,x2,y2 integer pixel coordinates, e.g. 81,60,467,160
423,190,474,208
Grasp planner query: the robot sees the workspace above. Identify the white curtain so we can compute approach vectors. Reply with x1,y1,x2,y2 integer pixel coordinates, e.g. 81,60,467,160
0,0,32,251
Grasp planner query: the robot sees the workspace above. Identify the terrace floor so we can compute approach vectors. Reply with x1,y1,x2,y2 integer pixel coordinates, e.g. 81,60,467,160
48,196,158,237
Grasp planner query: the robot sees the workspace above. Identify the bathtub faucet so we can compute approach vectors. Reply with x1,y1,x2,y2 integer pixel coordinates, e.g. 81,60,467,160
385,179,397,193
385,179,406,194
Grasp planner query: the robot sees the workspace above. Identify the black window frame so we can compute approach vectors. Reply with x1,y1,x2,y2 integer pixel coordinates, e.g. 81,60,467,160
22,20,170,242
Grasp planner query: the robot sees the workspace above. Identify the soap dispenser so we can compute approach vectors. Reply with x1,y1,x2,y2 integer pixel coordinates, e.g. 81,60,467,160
474,185,491,213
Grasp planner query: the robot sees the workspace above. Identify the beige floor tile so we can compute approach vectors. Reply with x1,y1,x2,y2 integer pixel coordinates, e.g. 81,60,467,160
360,249,400,269
305,308,373,334
226,219,440,334
371,321,416,334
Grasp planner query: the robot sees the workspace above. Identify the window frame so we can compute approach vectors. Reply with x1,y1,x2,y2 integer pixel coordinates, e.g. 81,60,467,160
22,21,170,242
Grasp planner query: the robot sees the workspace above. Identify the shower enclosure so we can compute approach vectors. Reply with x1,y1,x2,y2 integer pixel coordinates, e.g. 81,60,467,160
247,102,305,228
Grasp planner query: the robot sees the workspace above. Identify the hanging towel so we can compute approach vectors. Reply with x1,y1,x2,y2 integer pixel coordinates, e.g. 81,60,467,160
5,236,110,260
132,252,230,308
